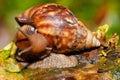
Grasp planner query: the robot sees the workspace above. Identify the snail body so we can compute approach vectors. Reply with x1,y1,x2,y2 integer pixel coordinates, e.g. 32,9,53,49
15,3,100,59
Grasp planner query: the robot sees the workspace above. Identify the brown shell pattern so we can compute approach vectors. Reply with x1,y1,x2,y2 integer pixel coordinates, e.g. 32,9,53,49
15,3,100,54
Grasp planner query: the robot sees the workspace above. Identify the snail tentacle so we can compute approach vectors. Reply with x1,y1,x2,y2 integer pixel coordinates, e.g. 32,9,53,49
18,46,32,56
17,27,30,38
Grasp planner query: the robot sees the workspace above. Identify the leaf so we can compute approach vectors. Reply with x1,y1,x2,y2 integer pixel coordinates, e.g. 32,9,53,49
4,58,22,72
0,50,10,59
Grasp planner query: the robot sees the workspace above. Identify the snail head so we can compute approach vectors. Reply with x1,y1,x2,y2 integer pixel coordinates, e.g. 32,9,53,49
16,25,48,56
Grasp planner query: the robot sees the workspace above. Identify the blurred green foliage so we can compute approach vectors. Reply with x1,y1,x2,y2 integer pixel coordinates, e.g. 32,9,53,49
0,0,120,41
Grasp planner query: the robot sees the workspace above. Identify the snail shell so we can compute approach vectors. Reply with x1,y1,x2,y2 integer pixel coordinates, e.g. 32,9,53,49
15,3,100,56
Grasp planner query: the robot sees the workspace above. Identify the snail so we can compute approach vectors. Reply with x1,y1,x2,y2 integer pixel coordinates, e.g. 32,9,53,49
15,3,100,61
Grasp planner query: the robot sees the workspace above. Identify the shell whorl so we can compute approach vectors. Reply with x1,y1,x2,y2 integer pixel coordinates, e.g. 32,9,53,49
15,3,78,27
75,21,100,50
15,3,101,54
85,30,100,48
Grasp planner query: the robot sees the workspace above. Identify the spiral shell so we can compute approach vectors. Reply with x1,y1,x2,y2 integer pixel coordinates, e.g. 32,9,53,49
15,3,100,55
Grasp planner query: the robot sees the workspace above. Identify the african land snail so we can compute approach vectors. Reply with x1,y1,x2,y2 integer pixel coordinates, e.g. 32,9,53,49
15,3,100,61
